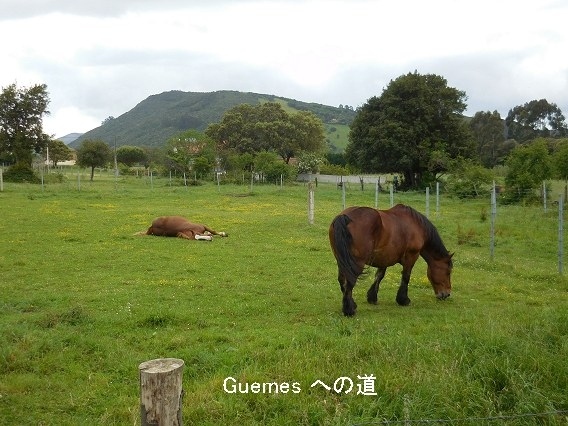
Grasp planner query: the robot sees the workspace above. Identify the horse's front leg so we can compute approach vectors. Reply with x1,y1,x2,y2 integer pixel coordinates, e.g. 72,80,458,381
176,231,193,240
338,271,357,316
367,267,386,304
396,255,419,306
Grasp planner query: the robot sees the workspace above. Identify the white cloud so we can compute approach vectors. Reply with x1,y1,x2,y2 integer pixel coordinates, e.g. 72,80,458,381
1,0,567,137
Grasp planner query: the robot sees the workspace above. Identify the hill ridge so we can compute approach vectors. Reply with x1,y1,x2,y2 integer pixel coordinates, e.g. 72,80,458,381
71,90,356,152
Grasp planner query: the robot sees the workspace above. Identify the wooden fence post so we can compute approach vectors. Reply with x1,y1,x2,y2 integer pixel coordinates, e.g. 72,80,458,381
139,358,185,426
308,182,315,225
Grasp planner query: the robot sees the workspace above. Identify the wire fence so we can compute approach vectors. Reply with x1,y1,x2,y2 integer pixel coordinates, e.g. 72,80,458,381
352,409,568,425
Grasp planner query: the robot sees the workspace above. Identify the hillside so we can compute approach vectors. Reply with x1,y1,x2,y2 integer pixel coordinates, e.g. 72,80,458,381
71,90,356,152
57,133,83,145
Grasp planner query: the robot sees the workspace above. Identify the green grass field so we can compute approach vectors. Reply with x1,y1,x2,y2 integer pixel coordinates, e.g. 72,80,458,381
1,173,567,425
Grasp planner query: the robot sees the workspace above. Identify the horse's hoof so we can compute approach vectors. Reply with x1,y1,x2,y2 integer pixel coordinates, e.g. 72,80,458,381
396,297,411,306
342,301,357,316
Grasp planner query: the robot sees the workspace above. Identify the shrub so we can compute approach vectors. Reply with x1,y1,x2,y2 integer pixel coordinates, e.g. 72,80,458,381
446,160,493,199
319,163,349,175
3,163,40,183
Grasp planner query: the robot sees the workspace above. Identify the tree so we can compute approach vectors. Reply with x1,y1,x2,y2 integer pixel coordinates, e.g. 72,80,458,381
165,129,215,176
76,139,111,181
505,99,567,142
0,83,50,167
284,111,325,162
205,102,325,163
446,158,494,198
102,116,115,126
504,139,552,202
346,72,473,188
297,152,324,174
469,110,506,167
552,139,568,180
47,139,73,167
116,145,148,166
253,151,294,182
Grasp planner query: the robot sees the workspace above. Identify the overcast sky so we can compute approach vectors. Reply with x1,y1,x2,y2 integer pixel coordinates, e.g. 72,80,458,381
1,0,567,138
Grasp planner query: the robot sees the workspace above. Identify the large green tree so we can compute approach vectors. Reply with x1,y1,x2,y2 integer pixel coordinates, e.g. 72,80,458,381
551,139,568,180
165,129,216,176
504,139,552,202
505,99,567,142
469,110,507,167
47,139,73,167
205,102,325,163
346,72,473,188
76,139,111,181
0,83,50,167
116,145,148,166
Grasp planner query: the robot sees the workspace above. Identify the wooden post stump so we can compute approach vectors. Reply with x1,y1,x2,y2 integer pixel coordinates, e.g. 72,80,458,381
139,358,184,426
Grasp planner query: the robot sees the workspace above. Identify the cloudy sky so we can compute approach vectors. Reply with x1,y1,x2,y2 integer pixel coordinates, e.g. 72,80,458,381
1,0,567,138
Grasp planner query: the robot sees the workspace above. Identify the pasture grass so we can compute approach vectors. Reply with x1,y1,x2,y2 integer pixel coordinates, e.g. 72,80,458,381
1,173,567,425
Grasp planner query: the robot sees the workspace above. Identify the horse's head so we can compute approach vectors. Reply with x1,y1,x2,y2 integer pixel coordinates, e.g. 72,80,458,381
427,253,453,300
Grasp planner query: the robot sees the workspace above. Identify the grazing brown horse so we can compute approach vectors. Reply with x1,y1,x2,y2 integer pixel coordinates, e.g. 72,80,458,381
138,216,228,241
329,204,452,316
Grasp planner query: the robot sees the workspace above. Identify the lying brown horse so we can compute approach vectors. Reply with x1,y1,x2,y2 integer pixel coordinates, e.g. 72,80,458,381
329,204,452,316
138,216,228,241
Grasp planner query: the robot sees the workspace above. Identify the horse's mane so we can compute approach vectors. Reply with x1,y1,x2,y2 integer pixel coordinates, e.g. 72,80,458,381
403,205,452,261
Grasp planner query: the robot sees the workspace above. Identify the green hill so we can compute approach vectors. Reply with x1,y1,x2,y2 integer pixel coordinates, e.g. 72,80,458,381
71,90,356,152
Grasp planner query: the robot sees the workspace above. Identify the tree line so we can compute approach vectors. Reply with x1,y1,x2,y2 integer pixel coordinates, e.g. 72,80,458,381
1,77,567,201
345,71,567,199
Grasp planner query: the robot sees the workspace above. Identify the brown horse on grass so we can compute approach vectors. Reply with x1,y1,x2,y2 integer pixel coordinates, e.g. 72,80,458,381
137,216,228,241
329,204,452,316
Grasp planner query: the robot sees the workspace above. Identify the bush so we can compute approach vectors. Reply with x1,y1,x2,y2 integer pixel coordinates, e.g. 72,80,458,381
43,172,66,184
320,163,349,175
3,163,40,183
263,162,295,183
446,161,493,199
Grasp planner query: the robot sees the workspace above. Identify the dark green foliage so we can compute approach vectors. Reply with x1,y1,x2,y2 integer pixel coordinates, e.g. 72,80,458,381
76,139,112,181
469,110,508,167
47,139,73,167
287,99,356,125
206,102,325,163
253,151,295,182
165,129,216,177
505,99,568,142
504,139,552,202
2,162,40,183
551,138,568,179
346,72,474,188
0,83,50,166
325,152,346,167
446,159,494,199
115,145,147,166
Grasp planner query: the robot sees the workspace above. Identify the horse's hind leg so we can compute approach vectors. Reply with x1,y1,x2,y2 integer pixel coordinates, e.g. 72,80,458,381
367,267,386,304
343,284,358,316
176,231,198,240
203,225,228,237
337,271,357,316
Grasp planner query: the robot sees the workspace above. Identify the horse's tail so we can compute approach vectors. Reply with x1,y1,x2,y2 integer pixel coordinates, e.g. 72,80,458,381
330,214,360,284
134,227,152,236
